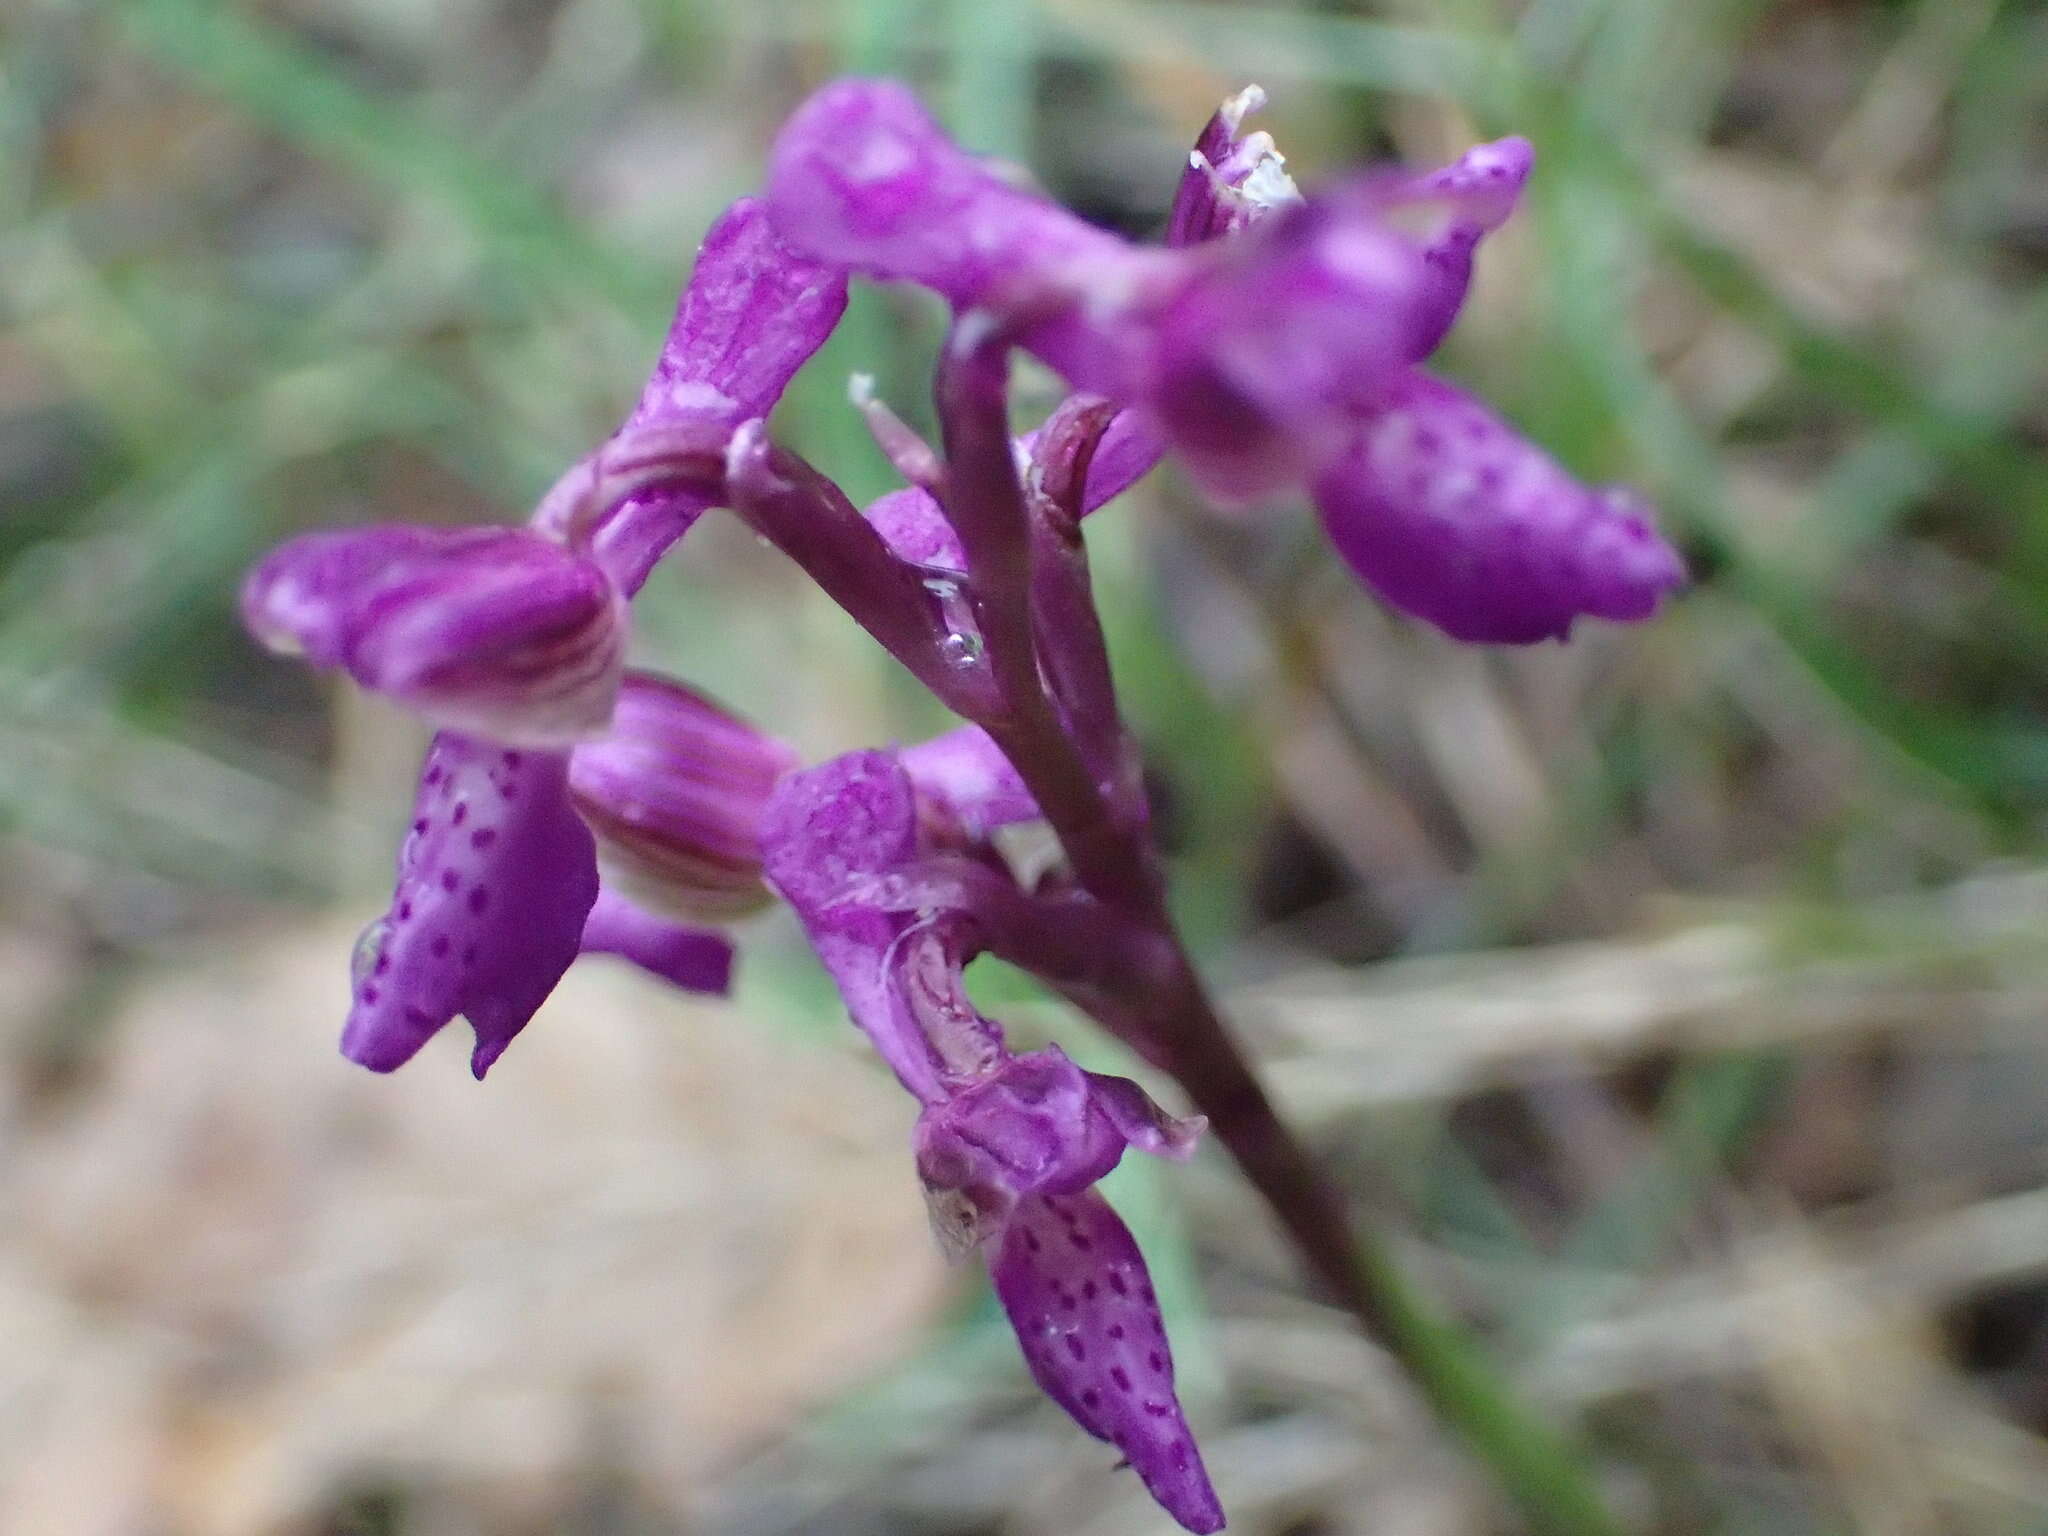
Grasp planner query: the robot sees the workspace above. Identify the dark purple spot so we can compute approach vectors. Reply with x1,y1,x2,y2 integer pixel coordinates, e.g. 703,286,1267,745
1082,1281,1098,1300
452,802,468,827
1059,1291,1078,1312
471,828,498,850
1107,1324,1125,1340
440,869,459,892
1107,1274,1128,1297
413,819,428,835
1144,1400,1170,1418
1023,1229,1041,1253
1148,1351,1165,1375
1064,1336,1086,1363
467,886,490,915
1069,1232,1093,1252
462,944,478,967
503,751,523,768
1110,1367,1132,1393
430,935,450,959
361,986,380,1005
403,1006,433,1028
1140,1285,1155,1304
424,766,444,787
373,954,390,976
1080,1389,1100,1409
397,900,414,921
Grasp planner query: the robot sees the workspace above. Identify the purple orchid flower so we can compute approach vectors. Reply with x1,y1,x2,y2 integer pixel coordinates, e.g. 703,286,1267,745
760,748,1223,1532
767,77,1683,643
246,200,844,1074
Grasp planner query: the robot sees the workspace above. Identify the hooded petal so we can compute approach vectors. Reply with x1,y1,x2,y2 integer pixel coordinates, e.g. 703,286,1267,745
1312,372,1686,643
567,670,797,922
242,525,624,747
993,1191,1224,1534
914,1047,1203,1253
343,736,599,1077
578,886,735,995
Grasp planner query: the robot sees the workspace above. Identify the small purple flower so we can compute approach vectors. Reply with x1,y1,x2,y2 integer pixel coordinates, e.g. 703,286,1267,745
248,196,845,1074
241,525,626,747
765,79,1436,500
567,671,798,922
1312,372,1687,643
761,747,1221,1531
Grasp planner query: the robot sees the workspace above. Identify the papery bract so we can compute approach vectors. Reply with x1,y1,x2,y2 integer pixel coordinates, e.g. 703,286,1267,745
242,525,625,747
1313,372,1686,643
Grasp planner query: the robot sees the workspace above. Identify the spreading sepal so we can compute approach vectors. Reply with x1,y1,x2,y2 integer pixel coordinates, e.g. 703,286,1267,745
241,525,626,747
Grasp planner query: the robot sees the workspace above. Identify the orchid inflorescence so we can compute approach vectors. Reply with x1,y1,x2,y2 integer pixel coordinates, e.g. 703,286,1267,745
242,78,1681,1532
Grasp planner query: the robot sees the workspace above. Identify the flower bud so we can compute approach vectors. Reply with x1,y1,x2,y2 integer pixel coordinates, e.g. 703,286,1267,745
566,672,797,922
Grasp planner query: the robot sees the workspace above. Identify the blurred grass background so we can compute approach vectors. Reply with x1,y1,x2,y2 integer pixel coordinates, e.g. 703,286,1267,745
4,0,2048,1531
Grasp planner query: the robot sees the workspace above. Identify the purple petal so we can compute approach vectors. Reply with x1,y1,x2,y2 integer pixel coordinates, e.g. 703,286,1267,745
567,671,797,922
1395,137,1534,361
629,198,850,433
1084,1072,1205,1162
1312,372,1686,643
759,751,948,1102
343,736,598,1078
766,78,1164,393
1146,190,1431,501
915,1049,1204,1255
992,1191,1224,1534
866,485,968,569
543,200,849,594
578,886,734,995
900,726,1038,837
242,525,624,747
